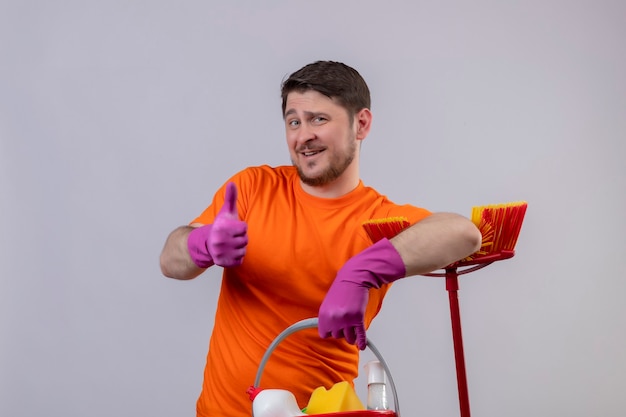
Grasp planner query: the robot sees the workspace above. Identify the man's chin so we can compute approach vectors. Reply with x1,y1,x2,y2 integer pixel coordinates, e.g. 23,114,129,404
296,167,325,187
294,159,348,187
299,171,340,187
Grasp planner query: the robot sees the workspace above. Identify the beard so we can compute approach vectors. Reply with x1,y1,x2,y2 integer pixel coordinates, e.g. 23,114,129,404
292,139,357,187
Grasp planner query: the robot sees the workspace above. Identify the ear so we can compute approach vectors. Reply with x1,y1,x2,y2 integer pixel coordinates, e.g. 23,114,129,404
355,108,372,140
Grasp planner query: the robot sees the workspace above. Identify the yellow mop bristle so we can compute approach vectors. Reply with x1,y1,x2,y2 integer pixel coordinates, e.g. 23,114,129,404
468,201,528,259
362,217,411,243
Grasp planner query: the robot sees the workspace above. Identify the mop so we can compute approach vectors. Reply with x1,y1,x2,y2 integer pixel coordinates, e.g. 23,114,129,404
363,201,528,417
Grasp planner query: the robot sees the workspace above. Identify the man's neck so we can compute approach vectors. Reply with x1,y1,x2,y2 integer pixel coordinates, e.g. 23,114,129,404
299,175,360,199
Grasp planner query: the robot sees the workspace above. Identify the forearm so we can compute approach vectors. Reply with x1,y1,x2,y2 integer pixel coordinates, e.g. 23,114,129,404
160,225,207,280
390,212,482,276
318,212,480,349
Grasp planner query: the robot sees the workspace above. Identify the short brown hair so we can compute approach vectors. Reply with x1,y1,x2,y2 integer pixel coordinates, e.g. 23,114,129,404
281,61,371,118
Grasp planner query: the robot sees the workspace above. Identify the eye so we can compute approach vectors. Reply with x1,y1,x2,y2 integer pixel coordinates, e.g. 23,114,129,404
312,116,327,124
287,119,300,128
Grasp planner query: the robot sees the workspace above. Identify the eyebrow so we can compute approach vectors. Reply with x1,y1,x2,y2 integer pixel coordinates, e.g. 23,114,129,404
283,109,324,119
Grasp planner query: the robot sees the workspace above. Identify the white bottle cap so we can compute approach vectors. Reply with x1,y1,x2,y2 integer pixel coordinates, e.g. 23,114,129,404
365,360,385,385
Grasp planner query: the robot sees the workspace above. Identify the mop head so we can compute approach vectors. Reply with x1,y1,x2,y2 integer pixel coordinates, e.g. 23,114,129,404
362,217,410,243
361,202,528,264
465,201,528,261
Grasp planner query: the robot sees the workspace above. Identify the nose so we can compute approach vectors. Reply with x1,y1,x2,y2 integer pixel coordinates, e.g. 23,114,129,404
293,123,316,147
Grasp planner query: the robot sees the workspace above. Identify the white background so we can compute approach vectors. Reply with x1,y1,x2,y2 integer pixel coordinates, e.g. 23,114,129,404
1,1,625,416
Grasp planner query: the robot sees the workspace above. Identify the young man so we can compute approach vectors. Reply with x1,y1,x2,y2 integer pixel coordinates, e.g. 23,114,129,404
160,61,481,417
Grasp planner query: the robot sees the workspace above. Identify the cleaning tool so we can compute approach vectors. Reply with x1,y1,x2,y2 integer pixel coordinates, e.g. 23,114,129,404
248,388,307,417
363,360,388,411
361,217,410,244
305,381,365,414
463,201,528,261
362,201,528,417
248,318,398,417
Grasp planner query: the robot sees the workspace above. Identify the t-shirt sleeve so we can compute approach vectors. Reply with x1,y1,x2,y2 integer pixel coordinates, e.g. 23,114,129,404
391,204,432,226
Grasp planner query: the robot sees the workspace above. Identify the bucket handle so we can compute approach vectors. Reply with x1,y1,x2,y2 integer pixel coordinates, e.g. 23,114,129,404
251,317,401,417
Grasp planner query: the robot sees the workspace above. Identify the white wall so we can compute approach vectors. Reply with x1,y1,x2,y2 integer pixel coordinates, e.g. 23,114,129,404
1,1,625,416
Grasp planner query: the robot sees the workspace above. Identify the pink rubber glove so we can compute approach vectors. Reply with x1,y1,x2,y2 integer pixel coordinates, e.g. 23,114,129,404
187,182,248,268
318,238,406,350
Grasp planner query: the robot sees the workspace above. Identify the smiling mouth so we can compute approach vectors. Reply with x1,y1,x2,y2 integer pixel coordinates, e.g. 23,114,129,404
300,148,325,157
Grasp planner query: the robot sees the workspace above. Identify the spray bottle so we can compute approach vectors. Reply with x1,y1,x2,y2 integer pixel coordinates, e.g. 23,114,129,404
364,360,388,410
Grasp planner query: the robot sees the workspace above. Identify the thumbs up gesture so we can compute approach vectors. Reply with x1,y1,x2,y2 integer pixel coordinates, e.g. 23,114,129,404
209,182,248,267
188,182,248,268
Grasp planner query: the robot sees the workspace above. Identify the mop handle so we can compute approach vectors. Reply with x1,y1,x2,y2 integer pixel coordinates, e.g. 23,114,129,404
252,318,401,417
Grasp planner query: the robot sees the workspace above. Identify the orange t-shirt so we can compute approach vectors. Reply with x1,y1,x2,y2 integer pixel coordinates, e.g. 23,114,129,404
191,165,431,417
